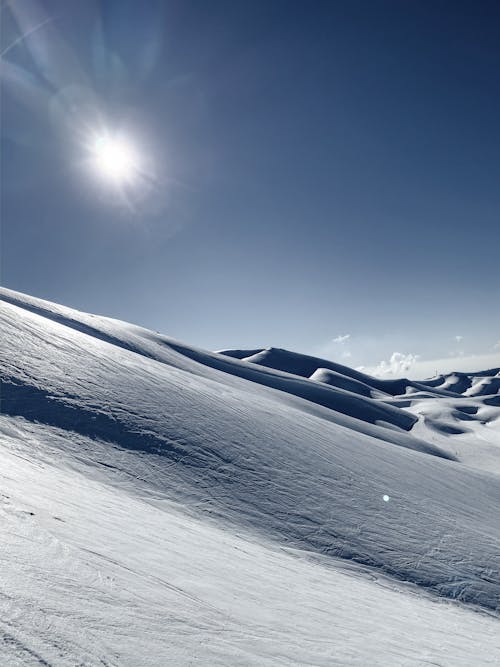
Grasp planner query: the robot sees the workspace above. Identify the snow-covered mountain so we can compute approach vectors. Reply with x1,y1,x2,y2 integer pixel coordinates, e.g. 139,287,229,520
1,287,499,666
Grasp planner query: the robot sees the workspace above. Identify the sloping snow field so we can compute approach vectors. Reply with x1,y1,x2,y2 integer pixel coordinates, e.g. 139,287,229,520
1,287,499,666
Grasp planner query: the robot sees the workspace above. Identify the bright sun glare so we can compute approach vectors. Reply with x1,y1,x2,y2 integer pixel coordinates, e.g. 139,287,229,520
91,135,139,183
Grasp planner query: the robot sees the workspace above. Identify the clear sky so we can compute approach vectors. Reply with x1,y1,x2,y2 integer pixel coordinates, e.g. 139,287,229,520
1,0,499,377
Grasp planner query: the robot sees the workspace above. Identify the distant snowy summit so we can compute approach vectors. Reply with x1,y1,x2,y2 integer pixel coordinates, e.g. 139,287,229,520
1,288,499,666
220,345,499,400
219,344,499,438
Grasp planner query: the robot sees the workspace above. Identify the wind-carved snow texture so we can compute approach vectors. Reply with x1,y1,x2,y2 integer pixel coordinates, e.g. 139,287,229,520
1,287,499,666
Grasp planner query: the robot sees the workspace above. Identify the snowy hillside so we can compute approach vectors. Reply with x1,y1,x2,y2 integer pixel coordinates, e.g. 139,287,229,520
1,287,499,666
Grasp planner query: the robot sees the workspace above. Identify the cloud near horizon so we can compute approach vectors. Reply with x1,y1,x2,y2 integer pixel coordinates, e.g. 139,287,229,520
364,352,500,380
370,352,419,377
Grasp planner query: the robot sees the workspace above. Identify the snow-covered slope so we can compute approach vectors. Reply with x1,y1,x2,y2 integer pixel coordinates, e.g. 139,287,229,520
1,287,500,666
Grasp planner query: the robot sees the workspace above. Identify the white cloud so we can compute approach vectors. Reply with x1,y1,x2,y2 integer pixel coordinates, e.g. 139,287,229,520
372,352,419,377
455,335,463,343
314,334,353,362
365,352,500,380
332,334,350,344
494,341,500,350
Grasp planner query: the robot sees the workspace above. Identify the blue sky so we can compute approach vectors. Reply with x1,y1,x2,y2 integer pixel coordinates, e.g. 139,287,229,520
1,0,499,377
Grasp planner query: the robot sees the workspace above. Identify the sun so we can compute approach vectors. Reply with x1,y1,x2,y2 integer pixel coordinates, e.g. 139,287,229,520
91,134,139,184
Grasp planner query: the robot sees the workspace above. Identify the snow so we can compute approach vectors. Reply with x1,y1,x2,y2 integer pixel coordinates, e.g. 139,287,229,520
1,287,499,665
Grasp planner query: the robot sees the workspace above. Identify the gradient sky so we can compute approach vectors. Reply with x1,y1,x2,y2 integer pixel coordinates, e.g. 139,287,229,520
1,0,499,377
